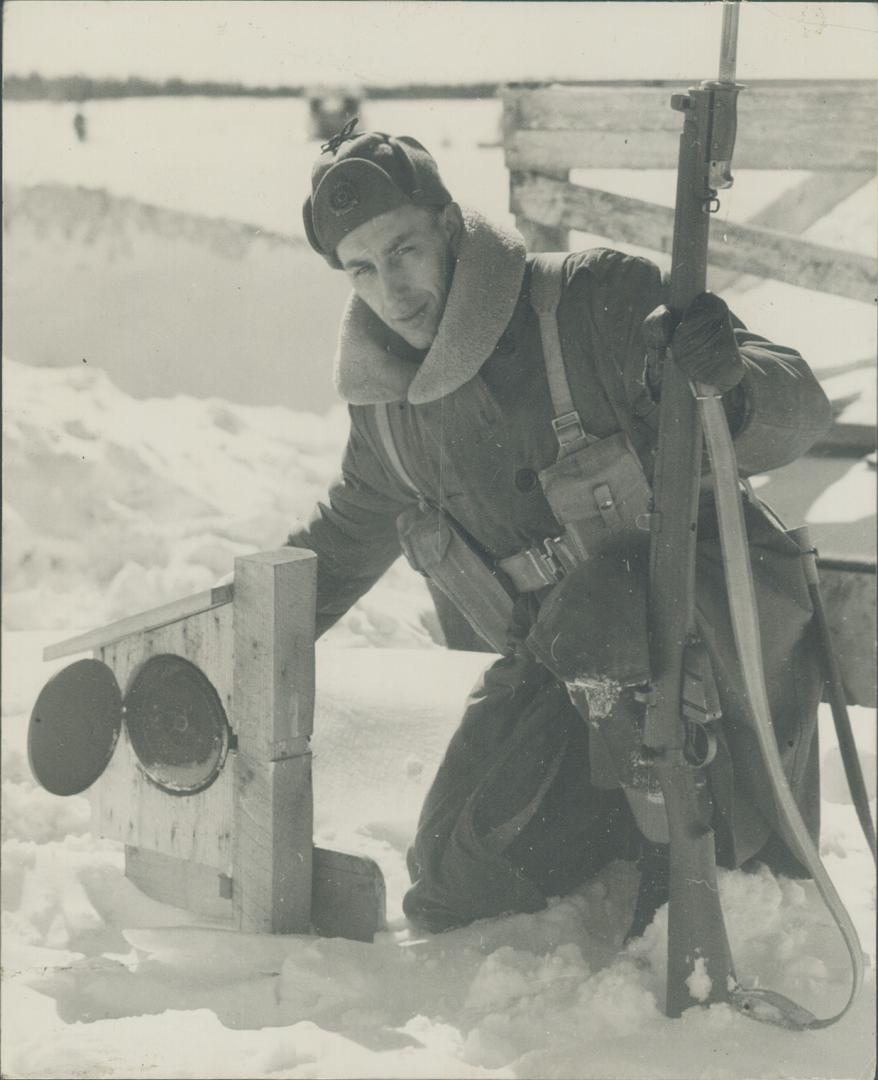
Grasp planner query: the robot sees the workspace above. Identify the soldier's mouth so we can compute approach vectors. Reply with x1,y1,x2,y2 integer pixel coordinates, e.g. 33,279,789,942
395,303,427,324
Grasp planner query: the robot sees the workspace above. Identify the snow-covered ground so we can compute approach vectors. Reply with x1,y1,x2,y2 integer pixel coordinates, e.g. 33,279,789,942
3,632,876,1079
3,94,876,1078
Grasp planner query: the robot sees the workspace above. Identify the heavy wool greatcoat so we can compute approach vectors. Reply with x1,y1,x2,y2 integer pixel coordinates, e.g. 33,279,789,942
287,210,833,931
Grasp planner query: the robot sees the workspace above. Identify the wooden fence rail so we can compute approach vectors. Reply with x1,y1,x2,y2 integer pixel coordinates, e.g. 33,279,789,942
510,172,875,302
502,80,877,300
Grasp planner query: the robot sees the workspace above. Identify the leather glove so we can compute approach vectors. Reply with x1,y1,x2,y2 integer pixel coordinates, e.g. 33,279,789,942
642,292,746,395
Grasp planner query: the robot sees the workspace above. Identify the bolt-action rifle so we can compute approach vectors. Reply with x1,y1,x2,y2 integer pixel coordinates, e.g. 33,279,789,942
644,1,864,1027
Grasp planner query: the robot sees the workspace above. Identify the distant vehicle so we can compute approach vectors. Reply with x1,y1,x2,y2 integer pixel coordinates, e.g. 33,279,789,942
306,86,364,141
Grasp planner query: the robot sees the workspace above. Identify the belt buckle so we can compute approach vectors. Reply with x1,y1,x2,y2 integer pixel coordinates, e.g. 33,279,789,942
540,536,572,582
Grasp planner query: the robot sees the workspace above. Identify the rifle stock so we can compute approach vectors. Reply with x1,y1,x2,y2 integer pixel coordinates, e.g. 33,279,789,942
641,1,863,1028
643,16,743,1017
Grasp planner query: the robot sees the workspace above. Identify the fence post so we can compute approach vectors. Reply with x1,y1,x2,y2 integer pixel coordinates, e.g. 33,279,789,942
232,548,317,934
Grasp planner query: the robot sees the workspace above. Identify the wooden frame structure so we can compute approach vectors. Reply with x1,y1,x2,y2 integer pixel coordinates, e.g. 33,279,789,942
42,549,385,941
502,80,876,302
494,78,877,704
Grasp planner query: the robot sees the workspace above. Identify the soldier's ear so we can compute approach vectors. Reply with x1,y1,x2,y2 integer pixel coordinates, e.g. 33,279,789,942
440,202,465,256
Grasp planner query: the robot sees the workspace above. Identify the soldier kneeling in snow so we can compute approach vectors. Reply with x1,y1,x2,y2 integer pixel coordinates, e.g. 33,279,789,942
287,127,832,934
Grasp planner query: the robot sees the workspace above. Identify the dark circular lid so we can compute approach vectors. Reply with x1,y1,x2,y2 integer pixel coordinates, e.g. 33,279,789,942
124,655,229,795
28,659,122,796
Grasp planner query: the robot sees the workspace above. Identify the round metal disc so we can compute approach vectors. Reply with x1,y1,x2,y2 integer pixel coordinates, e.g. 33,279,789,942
124,655,229,795
28,659,122,796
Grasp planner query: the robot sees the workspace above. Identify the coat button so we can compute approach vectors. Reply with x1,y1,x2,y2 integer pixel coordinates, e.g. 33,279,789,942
515,467,538,493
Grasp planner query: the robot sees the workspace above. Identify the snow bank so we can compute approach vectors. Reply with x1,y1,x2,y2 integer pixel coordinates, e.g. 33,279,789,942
2,358,436,646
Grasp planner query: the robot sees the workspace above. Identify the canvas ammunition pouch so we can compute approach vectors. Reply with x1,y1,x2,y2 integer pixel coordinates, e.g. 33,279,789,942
499,431,652,591
396,505,516,654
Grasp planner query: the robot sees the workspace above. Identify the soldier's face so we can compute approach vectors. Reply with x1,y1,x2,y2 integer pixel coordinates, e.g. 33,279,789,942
336,203,462,349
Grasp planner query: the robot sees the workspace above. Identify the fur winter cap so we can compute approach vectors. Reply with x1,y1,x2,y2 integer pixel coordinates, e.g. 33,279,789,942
303,124,453,268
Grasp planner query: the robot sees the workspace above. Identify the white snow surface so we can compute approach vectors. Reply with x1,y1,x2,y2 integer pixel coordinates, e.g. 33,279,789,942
3,631,876,1079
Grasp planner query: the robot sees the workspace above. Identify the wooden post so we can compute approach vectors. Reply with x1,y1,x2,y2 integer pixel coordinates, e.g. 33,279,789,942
232,548,317,934
511,169,570,252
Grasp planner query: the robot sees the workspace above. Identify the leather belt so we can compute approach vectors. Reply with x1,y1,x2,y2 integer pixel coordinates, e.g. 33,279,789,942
498,533,583,592
499,493,739,593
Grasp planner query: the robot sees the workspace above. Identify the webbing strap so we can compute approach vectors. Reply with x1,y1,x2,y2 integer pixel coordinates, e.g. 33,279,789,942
529,253,590,454
700,393,864,1031
374,402,421,497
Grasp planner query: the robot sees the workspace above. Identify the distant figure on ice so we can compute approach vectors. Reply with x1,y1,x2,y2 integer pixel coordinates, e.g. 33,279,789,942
286,127,832,935
73,111,88,143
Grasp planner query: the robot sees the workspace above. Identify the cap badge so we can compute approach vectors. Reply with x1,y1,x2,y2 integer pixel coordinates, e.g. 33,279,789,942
329,180,359,216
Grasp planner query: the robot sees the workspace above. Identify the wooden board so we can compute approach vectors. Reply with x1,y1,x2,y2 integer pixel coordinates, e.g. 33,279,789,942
509,173,876,302
809,423,875,458
44,584,234,661
233,751,314,934
232,549,317,756
817,557,877,709
91,604,236,868
709,171,874,293
123,845,386,943
502,82,877,172
125,846,234,923
232,549,318,934
312,847,387,943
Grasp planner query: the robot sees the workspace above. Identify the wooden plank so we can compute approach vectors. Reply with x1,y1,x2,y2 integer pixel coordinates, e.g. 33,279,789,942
505,127,877,173
312,847,386,943
809,423,875,458
816,558,877,709
710,171,873,292
232,549,317,934
516,215,569,253
232,549,317,757
510,173,877,302
125,846,234,923
90,605,236,868
44,583,234,661
124,845,385,941
515,159,570,250
745,171,874,234
233,752,314,934
503,81,876,132
502,82,877,172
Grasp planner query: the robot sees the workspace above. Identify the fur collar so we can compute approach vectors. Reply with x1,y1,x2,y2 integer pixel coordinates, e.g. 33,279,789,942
334,209,526,405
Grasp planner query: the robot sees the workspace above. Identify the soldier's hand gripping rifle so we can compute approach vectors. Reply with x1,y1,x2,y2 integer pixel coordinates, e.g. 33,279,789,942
644,1,864,1026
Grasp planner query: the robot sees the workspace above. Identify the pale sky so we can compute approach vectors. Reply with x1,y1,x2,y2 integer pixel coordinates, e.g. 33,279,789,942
3,1,876,86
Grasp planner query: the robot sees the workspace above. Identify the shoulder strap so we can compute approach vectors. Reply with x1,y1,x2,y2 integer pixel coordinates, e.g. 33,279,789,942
374,403,421,497
529,253,591,456
530,252,648,458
